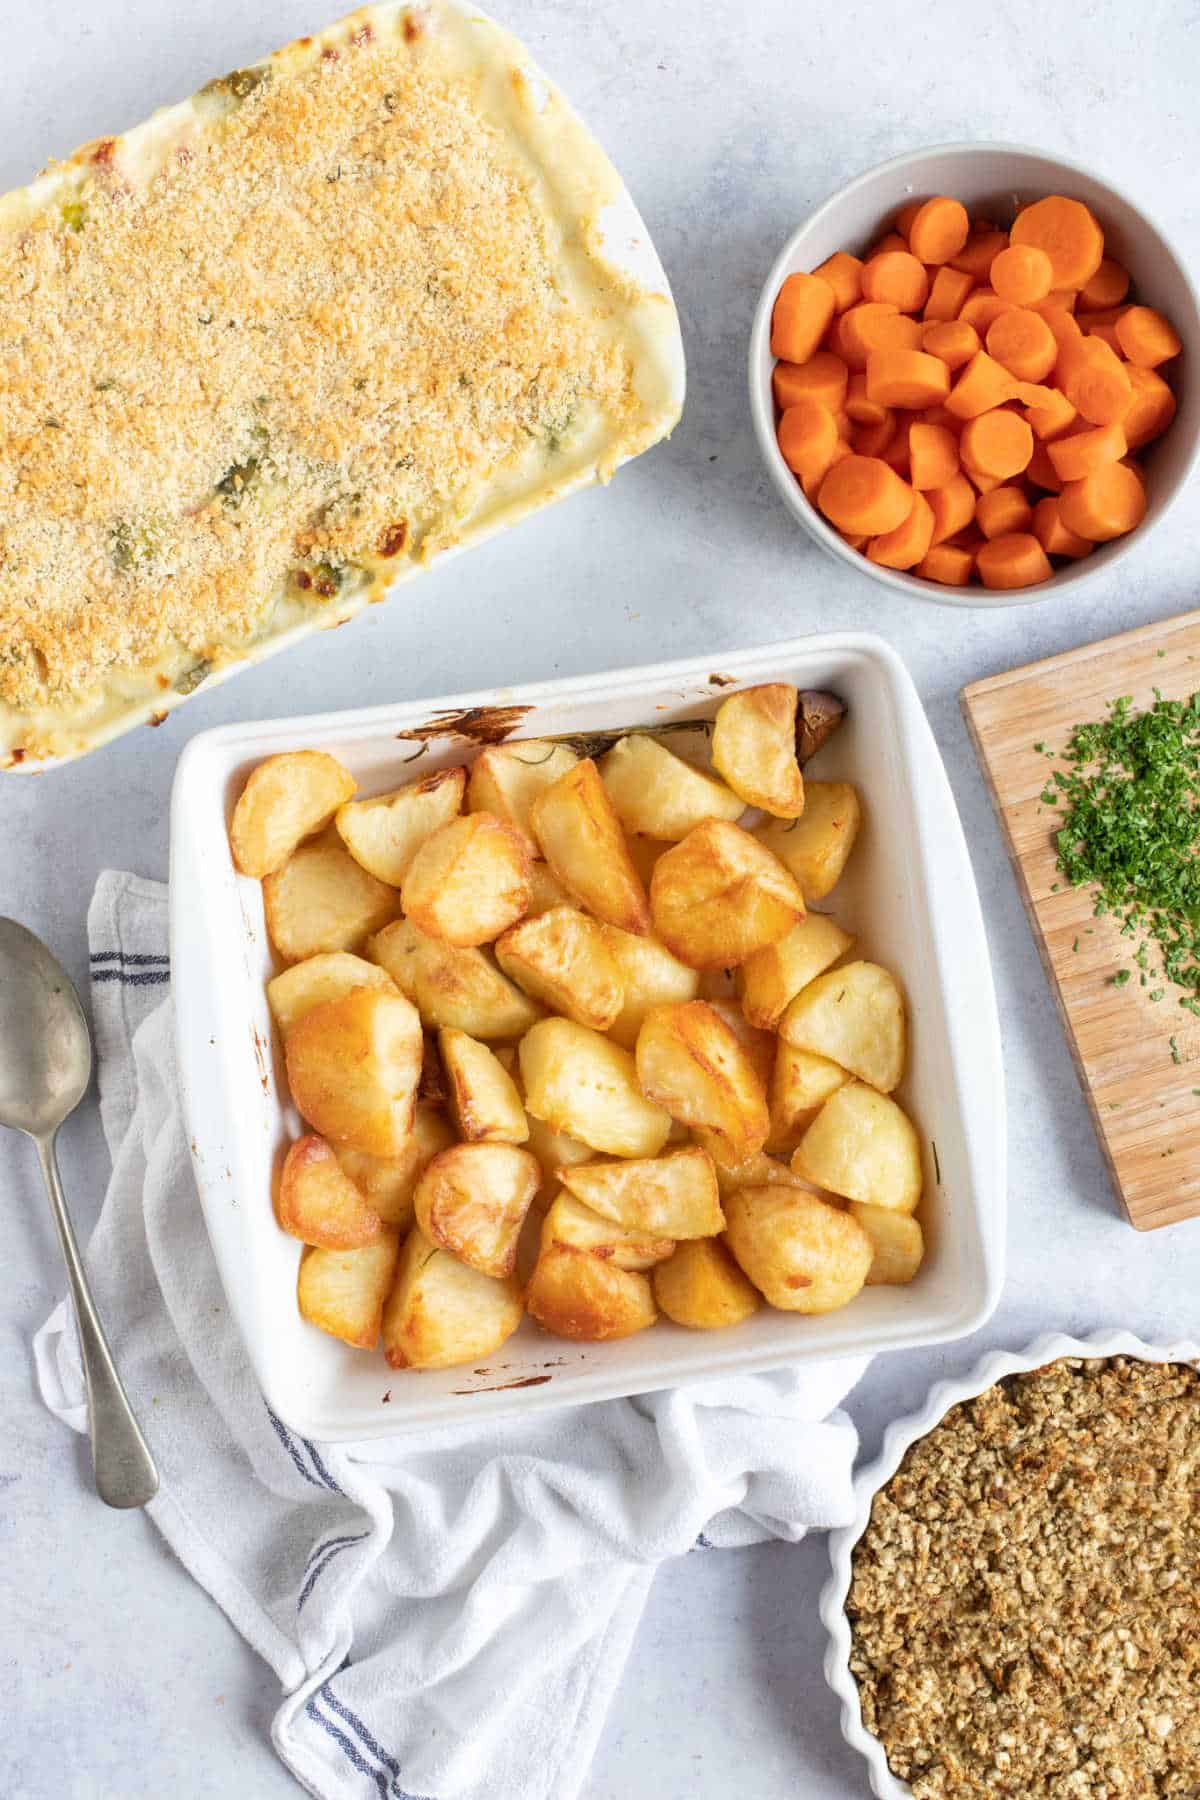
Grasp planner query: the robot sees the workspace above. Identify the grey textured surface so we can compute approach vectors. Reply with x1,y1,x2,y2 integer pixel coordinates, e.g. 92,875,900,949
2,2,1199,1795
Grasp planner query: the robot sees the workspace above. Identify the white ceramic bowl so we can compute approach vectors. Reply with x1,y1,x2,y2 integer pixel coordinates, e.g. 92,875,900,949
821,1328,1200,1798
169,633,1005,1440
749,142,1200,608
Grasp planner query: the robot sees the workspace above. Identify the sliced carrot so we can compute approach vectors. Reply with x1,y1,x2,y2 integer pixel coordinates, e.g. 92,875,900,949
1026,441,1064,492
975,486,1033,539
844,372,890,426
908,422,959,490
960,409,1034,480
989,244,1053,306
894,201,924,239
923,265,975,322
1115,306,1183,369
868,231,909,259
1122,365,1177,450
867,489,935,569
945,351,1019,421
803,434,853,498
928,473,977,544
817,454,914,535
1021,385,1078,441
852,415,897,457
907,196,970,266
812,251,864,314
1082,321,1123,355
985,309,1058,383
879,418,912,477
966,467,1005,495
866,349,951,409
777,398,840,489
1010,196,1104,289
1079,257,1130,312
916,542,975,585
773,350,850,414
959,289,1016,335
1045,288,1080,313
833,408,853,439
1077,304,1129,330
1056,337,1133,426
836,303,922,370
976,532,1054,589
920,403,960,429
1050,417,1129,482
1058,462,1148,541
861,251,930,312
840,530,869,551
1034,302,1084,349
921,319,980,371
1031,496,1094,559
951,227,1009,280
772,272,837,363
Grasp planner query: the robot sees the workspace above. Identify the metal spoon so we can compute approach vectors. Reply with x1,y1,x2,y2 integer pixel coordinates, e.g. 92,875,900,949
0,919,158,1508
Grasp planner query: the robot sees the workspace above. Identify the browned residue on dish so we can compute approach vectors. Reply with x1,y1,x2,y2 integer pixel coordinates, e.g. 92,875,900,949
147,711,168,727
453,1373,552,1394
708,672,736,687
395,703,533,747
251,1026,269,1093
7,746,25,765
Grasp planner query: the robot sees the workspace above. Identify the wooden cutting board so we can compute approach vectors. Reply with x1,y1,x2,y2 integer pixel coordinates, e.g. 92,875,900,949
962,609,1200,1231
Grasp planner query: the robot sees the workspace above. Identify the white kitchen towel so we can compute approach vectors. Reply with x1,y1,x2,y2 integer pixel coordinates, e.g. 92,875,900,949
34,870,868,1800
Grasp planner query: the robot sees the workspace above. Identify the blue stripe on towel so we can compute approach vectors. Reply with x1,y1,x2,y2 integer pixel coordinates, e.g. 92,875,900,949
305,1697,389,1799
304,1532,366,1574
90,968,171,986
90,951,170,965
319,1681,433,1799
694,1531,715,1550
263,1403,324,1490
297,1535,369,1612
303,1437,346,1494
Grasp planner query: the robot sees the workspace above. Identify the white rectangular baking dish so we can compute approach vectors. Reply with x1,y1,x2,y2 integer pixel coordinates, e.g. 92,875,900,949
170,634,1005,1440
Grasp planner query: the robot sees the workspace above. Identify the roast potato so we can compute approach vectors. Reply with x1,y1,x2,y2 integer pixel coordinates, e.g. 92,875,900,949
635,1001,769,1169
401,812,531,947
649,821,804,969
276,1135,384,1249
334,765,465,886
530,758,651,935
768,1044,851,1154
652,1237,759,1329
755,781,861,902
523,861,572,918
368,919,542,1039
382,1228,522,1369
625,835,672,887
334,1104,455,1227
738,912,855,1030
466,740,580,856
711,684,805,818
413,1142,541,1278
560,1145,723,1238
263,835,400,963
779,960,905,1093
439,1028,528,1144
792,1081,922,1213
285,987,423,1156
540,1190,674,1270
599,925,700,1050
711,1149,820,1196
496,907,624,1031
723,1185,871,1313
850,1202,925,1285
705,1000,776,1094
526,1244,657,1341
267,951,399,1036
231,750,357,879
519,1018,672,1157
297,1228,400,1348
599,733,743,840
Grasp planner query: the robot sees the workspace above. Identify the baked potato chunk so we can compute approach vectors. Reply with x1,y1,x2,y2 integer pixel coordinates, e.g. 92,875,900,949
560,1145,724,1238
297,1228,401,1348
334,1104,454,1227
652,1238,759,1329
599,733,744,841
711,684,805,818
739,913,855,1030
850,1202,925,1285
792,1082,922,1214
724,1185,872,1314
401,812,531,947
439,1028,528,1144
712,1150,818,1197
276,1134,384,1249
705,1000,776,1094
635,1001,769,1169
382,1228,522,1369
650,821,804,969
600,925,700,1050
285,988,423,1157
625,835,672,887
524,1112,602,1199
779,960,905,1093
368,919,543,1039
496,907,624,1031
413,1142,540,1278
519,1018,672,1157
541,1190,674,1270
267,951,399,1036
768,1044,851,1155
466,740,580,857
263,836,401,963
530,758,651,935
334,766,465,886
523,861,572,919
526,1245,657,1341
231,750,357,879
755,781,861,902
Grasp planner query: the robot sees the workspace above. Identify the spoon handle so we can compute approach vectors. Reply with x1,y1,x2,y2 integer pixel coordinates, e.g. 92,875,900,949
37,1133,160,1509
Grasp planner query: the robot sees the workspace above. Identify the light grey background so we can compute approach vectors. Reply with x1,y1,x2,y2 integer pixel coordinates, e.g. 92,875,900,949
3,2,1199,1795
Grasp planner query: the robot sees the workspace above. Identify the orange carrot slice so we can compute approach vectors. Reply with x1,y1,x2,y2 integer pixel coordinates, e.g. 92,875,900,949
984,308,1059,383
907,196,970,266
817,454,914,535
852,415,898,458
1079,258,1130,312
1122,366,1177,450
861,251,930,312
1115,306,1183,369
958,290,1016,335
927,472,977,544
908,422,960,490
865,349,951,409
923,265,975,323
771,272,838,363
777,399,841,488
773,351,850,414
916,542,975,585
1035,302,1084,350
946,351,1019,420
1056,337,1133,426
1021,385,1078,441
976,532,1054,589
921,319,980,371
951,227,1009,280
812,251,864,314
1010,196,1104,290
1046,421,1127,484
844,372,890,426
894,200,924,239
1026,441,1064,492
868,231,909,260
975,486,1034,539
836,303,922,370
867,490,936,569
1058,462,1148,541
960,409,1035,480
989,244,1053,306
1031,496,1094,559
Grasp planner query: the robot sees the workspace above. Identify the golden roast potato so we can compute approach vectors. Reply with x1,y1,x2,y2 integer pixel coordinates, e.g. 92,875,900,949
723,1184,871,1313
297,1228,401,1348
335,765,465,886
650,821,804,969
231,750,357,879
711,684,805,818
382,1229,522,1369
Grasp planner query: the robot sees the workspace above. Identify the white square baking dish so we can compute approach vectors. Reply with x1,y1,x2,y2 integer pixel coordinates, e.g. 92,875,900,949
170,634,1005,1440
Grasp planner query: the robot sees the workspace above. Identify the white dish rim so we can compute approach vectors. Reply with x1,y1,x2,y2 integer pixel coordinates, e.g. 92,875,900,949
820,1326,1200,1799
